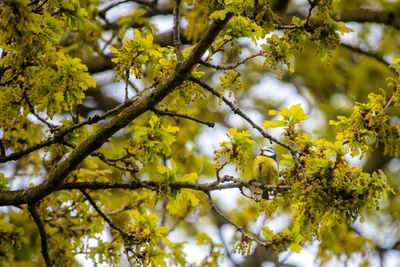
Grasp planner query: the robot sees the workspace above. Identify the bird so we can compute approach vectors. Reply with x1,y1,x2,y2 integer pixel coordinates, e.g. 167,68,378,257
252,146,279,199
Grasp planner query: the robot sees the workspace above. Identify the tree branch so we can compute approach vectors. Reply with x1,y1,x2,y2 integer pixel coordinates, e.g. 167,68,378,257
59,177,291,193
341,43,392,68
173,0,183,62
152,108,215,127
60,141,138,174
0,12,234,206
206,192,291,248
98,0,131,19
24,90,57,131
80,189,134,238
28,204,51,267
333,9,400,30
200,51,264,70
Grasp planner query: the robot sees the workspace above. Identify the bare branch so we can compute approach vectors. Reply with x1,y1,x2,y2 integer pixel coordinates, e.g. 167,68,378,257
341,43,392,68
125,70,130,102
60,141,138,174
152,108,215,127
206,192,291,248
98,0,131,19
216,162,227,180
80,189,134,238
24,90,57,131
173,0,183,62
59,178,291,193
200,51,264,70
305,0,318,27
28,204,51,267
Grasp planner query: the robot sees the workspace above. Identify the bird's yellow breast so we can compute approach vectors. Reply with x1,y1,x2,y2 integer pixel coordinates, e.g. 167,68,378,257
252,155,279,184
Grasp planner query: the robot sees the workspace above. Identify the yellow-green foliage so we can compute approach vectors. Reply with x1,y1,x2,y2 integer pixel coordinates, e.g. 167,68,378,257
331,87,400,158
196,233,224,266
110,29,163,80
128,114,180,163
214,127,255,171
262,104,391,244
219,70,243,104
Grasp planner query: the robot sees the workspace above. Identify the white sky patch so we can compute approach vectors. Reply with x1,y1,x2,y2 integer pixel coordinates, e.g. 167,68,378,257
302,109,327,136
250,76,309,111
340,22,362,45
196,124,228,157
150,15,174,33
102,2,136,22
330,93,354,110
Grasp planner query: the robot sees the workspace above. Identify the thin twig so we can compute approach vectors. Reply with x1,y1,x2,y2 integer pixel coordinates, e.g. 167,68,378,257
28,204,52,267
189,76,312,184
92,151,138,173
206,192,245,232
152,108,215,127
128,80,141,93
216,162,227,180
24,91,57,131
32,0,48,13
98,0,131,18
173,0,183,62
60,141,138,173
341,43,392,68
125,70,130,102
80,189,134,238
200,51,264,70
64,91,79,124
382,90,398,115
206,192,290,248
305,0,317,26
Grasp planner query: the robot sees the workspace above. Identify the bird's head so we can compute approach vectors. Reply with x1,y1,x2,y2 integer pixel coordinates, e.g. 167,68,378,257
260,146,276,158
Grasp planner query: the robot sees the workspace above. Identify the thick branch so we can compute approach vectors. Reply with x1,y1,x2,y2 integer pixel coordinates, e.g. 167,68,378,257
0,13,234,206
28,204,51,267
58,177,291,193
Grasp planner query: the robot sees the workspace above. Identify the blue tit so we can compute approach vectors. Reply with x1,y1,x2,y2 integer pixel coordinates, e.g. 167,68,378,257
252,146,279,199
